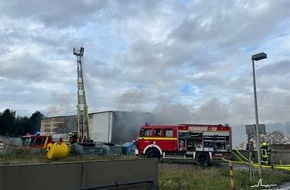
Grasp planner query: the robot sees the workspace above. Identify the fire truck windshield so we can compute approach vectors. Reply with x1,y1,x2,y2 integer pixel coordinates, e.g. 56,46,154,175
140,129,152,137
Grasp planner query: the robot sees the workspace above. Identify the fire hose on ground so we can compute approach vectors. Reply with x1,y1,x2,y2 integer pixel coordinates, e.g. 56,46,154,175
221,149,290,171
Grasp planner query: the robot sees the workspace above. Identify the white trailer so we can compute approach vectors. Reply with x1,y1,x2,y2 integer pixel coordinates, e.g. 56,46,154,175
89,111,154,143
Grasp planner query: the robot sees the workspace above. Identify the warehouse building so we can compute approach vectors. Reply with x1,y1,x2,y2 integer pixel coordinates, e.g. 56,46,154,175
41,111,156,143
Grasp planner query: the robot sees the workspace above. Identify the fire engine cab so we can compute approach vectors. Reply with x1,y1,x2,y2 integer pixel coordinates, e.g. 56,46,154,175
135,123,232,165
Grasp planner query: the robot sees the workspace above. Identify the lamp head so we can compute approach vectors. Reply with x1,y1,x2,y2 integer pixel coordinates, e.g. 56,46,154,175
252,52,267,61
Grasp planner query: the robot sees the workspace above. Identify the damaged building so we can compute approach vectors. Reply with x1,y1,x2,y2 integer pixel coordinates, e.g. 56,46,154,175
41,111,156,143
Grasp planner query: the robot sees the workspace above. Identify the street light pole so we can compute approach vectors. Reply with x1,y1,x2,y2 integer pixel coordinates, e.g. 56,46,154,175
251,52,267,180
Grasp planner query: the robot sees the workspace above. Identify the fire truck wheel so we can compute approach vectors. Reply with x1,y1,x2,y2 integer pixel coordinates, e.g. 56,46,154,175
196,152,210,166
146,149,160,159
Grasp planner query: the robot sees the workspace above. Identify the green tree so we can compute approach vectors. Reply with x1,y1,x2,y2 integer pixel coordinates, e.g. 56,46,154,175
0,109,44,137
16,116,29,135
0,109,16,136
27,111,44,134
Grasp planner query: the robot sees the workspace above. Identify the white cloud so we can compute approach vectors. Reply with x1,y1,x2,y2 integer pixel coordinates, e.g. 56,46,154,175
1,0,290,145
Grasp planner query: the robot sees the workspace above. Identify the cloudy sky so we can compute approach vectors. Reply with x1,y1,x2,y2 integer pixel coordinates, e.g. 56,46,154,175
1,0,290,144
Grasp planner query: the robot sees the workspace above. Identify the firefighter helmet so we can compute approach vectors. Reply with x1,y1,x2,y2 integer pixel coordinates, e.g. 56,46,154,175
262,142,267,146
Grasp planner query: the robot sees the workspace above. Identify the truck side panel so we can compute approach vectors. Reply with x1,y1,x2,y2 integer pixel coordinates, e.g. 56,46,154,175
136,124,232,161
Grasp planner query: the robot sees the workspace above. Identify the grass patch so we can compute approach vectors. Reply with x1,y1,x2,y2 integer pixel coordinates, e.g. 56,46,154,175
0,148,138,164
159,163,289,190
0,148,48,164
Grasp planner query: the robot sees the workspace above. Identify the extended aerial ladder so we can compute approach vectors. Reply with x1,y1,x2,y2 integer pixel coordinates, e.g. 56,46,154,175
73,47,90,143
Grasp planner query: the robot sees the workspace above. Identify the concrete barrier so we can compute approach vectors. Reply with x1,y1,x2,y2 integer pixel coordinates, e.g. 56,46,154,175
270,144,290,165
0,159,158,190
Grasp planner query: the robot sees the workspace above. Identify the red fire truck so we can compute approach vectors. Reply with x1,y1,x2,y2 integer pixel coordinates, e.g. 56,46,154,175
135,123,232,165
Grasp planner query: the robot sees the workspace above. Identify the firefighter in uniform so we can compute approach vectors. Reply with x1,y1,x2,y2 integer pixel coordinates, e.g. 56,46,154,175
261,142,271,165
70,131,78,144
